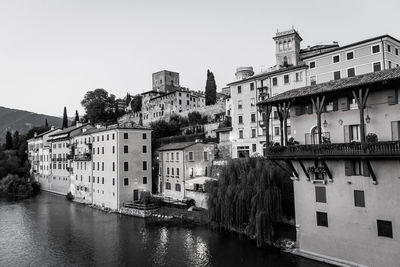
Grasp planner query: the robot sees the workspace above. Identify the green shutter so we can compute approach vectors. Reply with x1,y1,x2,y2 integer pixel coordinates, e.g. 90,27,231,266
344,125,350,143
391,121,399,141
387,89,398,105
344,160,352,176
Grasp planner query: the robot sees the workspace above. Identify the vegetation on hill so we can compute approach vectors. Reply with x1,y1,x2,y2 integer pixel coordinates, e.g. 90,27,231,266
130,94,142,113
205,157,294,247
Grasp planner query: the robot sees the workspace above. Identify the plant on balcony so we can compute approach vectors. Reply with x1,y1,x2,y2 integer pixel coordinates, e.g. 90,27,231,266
287,137,299,146
306,166,328,175
366,133,378,143
322,136,331,144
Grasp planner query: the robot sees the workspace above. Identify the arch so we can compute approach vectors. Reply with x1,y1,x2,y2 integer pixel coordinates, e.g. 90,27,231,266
310,125,323,144
283,56,288,66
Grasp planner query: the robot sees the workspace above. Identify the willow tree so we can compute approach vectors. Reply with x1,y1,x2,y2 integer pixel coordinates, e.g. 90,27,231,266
205,157,289,247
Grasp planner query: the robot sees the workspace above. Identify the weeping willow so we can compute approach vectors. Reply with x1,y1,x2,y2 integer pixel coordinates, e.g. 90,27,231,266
205,158,291,247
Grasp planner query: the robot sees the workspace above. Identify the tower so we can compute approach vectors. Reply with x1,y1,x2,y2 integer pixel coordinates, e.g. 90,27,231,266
152,70,180,93
273,28,303,68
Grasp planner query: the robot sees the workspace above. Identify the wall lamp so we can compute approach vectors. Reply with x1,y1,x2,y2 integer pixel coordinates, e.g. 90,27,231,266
365,114,371,124
323,120,328,128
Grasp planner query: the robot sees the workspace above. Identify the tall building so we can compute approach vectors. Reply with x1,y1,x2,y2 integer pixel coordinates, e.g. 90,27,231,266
227,29,400,158
259,67,400,267
152,70,180,93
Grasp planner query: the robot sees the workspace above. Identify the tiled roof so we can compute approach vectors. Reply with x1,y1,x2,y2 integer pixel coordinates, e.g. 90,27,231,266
74,122,151,137
157,141,197,151
258,67,400,105
48,124,89,137
35,128,60,138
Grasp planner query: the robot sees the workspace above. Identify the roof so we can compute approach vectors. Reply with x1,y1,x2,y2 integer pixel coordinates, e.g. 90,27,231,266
48,124,89,137
157,141,197,151
258,67,400,105
74,122,151,137
141,90,165,96
35,128,60,138
301,34,400,60
213,127,232,132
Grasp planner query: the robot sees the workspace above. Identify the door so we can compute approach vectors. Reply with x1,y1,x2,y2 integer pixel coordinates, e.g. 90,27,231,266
133,189,139,201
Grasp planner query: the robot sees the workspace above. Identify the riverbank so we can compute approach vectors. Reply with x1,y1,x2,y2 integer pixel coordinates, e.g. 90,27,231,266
0,175,40,200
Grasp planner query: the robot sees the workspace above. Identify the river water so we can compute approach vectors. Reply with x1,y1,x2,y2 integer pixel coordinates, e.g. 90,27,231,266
0,192,332,267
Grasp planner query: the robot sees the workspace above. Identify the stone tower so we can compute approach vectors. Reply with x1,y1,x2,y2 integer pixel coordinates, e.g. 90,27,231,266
273,28,302,68
152,70,180,93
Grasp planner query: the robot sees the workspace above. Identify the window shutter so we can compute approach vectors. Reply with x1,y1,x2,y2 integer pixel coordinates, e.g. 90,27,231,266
344,161,352,176
391,121,400,141
362,160,370,177
387,89,398,105
332,99,339,111
344,125,350,143
339,97,349,111
305,133,310,144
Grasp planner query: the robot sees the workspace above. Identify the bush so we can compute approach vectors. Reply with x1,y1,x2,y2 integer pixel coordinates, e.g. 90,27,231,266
66,192,74,201
0,174,40,199
366,133,378,143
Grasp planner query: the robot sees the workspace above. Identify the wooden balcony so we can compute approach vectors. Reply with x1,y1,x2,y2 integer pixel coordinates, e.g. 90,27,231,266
265,141,400,159
74,153,92,161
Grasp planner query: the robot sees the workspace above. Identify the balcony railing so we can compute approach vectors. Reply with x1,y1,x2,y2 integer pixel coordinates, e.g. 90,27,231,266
74,153,92,161
266,141,400,159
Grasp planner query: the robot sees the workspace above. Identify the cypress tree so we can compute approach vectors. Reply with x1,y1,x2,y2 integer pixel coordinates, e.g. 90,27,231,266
44,119,49,127
125,93,132,106
72,110,79,126
12,131,20,149
5,131,13,150
205,70,217,105
62,107,68,129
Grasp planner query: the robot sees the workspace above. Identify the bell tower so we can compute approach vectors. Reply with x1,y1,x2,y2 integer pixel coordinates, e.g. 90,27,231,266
273,28,302,68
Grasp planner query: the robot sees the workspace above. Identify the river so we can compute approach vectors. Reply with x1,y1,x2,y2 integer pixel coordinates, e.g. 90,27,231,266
0,192,332,267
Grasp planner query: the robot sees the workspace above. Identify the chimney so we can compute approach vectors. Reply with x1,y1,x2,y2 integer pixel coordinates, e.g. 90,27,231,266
34,132,37,137
51,126,55,130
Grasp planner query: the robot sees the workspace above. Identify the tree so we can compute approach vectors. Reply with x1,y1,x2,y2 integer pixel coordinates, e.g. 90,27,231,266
62,107,68,129
5,132,13,150
205,69,217,105
12,131,20,150
130,94,143,113
81,89,118,124
71,110,80,126
44,119,48,127
188,111,206,125
125,93,132,106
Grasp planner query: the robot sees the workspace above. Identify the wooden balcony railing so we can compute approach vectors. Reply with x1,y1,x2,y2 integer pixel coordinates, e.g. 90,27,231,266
266,141,400,159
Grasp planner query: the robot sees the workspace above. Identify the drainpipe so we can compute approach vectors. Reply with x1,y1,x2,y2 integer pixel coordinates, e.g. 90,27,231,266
381,38,386,70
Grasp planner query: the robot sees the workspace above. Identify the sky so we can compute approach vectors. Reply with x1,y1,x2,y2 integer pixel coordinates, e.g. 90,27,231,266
1,0,400,117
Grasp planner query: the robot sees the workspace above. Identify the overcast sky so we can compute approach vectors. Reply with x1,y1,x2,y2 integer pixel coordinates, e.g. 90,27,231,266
1,0,400,116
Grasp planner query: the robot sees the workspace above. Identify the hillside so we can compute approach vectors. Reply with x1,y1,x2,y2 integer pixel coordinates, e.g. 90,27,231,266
0,106,63,143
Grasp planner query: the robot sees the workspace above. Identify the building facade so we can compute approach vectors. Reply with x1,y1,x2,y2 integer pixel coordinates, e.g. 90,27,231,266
227,29,400,158
157,141,216,200
259,67,400,267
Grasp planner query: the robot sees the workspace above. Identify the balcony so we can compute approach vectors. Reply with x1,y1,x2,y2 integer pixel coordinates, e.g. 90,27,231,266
265,141,400,160
74,153,92,161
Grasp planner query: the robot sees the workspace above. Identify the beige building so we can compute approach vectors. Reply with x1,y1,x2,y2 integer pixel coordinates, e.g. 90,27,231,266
70,124,152,210
227,29,400,158
157,141,216,200
259,67,400,267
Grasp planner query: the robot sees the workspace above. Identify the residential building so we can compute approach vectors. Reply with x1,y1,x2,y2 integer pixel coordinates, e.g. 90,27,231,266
157,141,216,200
259,67,400,267
227,29,400,158
70,123,152,210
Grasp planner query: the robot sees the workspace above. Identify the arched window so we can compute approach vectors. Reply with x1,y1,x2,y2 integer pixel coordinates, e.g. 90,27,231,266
283,56,288,66
279,42,283,51
311,126,321,144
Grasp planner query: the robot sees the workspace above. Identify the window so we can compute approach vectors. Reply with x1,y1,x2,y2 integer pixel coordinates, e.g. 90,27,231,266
391,121,400,141
252,144,256,152
250,98,255,107
175,184,181,192
112,162,115,171
345,160,369,177
171,168,174,176
112,146,115,154
124,133,128,139
251,113,256,123
124,162,128,171
112,178,115,186
309,61,316,69
124,178,129,186
396,48,399,55
346,51,354,60
238,115,243,124
250,83,254,91
344,125,361,142
354,190,365,207
347,68,355,77
171,153,174,161
316,212,328,227
238,100,243,109
142,133,147,139
176,152,179,161
251,129,256,138
239,130,243,139
284,75,289,84
176,168,179,177
167,167,169,176
286,126,291,136
102,147,104,154
272,77,278,86
333,55,340,63
310,76,317,85
142,161,147,171
188,152,194,161
102,177,104,184
124,145,128,153
102,162,104,171
142,145,147,153
333,71,341,80
387,44,391,52
204,151,208,161
166,182,171,190
97,177,99,183
143,177,147,184
315,187,327,203
388,61,392,69
274,127,280,136
238,86,242,94
372,44,380,54
377,220,393,238
295,72,302,82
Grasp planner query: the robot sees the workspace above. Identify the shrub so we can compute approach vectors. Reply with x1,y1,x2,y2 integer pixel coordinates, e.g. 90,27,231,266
66,192,74,201
366,133,378,143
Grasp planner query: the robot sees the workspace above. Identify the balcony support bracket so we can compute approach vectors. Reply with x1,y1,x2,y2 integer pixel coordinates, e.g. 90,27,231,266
297,159,310,179
271,160,293,178
319,159,332,181
365,159,377,184
286,159,299,178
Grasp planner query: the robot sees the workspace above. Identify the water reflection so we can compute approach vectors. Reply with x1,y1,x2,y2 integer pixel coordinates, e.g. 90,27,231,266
0,193,333,267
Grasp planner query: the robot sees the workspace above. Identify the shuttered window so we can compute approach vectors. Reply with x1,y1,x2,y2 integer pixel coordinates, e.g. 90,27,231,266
345,160,369,176
338,97,350,110
391,121,400,141
315,187,327,203
354,190,365,207
344,125,360,142
316,212,328,227
377,220,393,238
387,89,399,105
